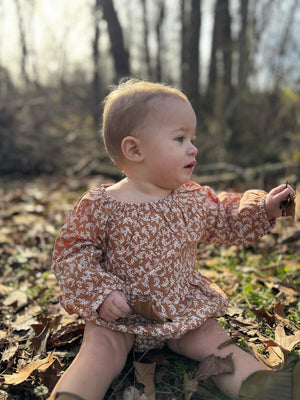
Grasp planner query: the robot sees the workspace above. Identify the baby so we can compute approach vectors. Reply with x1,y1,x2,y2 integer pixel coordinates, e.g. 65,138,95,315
48,79,298,400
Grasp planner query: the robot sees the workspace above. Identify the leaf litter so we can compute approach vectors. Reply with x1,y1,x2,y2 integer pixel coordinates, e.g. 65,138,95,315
0,176,299,399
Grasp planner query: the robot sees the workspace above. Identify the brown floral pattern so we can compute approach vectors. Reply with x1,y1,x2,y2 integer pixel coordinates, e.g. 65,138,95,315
52,181,272,351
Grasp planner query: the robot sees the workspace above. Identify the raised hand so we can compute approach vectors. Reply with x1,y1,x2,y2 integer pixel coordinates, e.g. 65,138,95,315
265,183,296,220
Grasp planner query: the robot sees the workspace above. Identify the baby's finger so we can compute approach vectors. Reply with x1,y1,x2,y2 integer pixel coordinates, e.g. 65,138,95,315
114,299,132,315
268,184,288,196
98,308,117,322
277,187,292,200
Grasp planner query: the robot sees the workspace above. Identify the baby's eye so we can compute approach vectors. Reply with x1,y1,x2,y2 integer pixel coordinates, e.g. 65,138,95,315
175,136,184,143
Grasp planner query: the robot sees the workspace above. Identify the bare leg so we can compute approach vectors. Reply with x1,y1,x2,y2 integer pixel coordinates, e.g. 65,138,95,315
51,322,134,400
168,319,266,399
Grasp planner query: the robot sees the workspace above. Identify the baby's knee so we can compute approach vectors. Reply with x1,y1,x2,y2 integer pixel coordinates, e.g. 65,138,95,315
83,324,134,375
167,319,227,356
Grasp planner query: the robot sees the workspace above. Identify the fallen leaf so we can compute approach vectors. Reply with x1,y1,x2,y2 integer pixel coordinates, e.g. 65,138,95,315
250,307,276,326
275,324,300,351
11,313,38,331
48,322,85,348
272,301,286,318
122,386,141,400
250,326,298,369
275,285,298,305
0,284,13,296
0,330,7,340
3,290,28,311
134,362,156,400
0,390,8,400
31,316,62,356
1,342,19,370
279,186,296,219
130,301,167,323
3,353,55,385
38,358,62,392
195,353,234,381
280,230,300,243
183,373,198,400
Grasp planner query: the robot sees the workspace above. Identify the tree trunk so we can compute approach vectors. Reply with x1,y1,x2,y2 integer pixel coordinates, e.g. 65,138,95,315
155,0,165,82
180,0,201,113
14,0,30,85
100,0,130,81
92,0,102,126
207,0,232,109
272,0,299,89
238,0,249,91
140,0,152,79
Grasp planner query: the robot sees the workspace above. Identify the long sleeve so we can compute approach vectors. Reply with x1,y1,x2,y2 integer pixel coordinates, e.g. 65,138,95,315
187,184,274,246
52,193,125,322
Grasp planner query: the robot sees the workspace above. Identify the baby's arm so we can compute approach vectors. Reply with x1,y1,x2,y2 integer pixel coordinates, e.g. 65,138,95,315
52,193,127,323
197,183,294,246
265,184,296,220
98,290,132,322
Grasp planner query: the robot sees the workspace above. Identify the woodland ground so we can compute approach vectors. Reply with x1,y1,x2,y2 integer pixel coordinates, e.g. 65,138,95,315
0,175,299,400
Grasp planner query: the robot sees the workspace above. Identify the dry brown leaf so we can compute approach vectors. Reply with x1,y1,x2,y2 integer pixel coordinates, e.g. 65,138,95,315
122,386,141,400
272,301,286,318
275,324,300,351
183,373,198,400
3,290,28,311
37,357,62,393
0,330,7,340
249,342,274,369
130,301,167,323
195,353,234,381
1,342,19,370
250,307,276,326
250,327,298,369
275,285,298,305
0,390,8,400
279,185,296,218
0,284,13,296
31,316,62,356
11,313,38,331
3,353,55,385
48,322,84,348
252,345,286,369
134,362,156,400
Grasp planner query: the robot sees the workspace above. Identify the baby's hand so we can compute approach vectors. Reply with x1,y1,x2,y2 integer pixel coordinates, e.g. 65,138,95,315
98,290,132,322
265,184,296,220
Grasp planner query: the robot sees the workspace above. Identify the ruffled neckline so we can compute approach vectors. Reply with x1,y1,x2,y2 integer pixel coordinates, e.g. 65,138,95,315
100,183,180,207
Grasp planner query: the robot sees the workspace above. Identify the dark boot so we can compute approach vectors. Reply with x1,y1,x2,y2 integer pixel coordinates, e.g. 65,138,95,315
46,392,86,400
239,356,300,400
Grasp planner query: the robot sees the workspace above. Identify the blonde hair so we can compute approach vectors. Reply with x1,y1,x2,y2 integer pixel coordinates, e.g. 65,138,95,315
101,78,189,165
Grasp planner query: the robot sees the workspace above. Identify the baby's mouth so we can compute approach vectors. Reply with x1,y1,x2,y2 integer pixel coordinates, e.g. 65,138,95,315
184,161,196,170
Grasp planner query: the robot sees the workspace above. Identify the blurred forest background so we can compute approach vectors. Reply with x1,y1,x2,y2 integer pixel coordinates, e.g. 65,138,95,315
1,0,300,181
1,2,300,398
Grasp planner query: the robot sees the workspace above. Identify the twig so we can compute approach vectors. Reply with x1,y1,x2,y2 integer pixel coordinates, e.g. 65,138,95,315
107,349,150,400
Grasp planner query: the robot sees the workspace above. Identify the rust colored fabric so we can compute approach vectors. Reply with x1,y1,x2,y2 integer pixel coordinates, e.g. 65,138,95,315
52,181,272,351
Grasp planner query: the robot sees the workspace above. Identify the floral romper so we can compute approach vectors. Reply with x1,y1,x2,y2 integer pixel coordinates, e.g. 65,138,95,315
52,181,272,351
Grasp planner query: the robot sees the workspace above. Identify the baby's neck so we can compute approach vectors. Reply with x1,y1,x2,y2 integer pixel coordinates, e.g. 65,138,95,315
106,177,173,203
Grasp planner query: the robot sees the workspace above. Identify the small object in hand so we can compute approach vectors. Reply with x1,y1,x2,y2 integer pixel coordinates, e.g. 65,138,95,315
279,181,296,218
130,300,172,323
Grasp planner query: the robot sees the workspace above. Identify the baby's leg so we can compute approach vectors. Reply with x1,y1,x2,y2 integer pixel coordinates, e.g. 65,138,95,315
51,322,134,400
167,318,265,399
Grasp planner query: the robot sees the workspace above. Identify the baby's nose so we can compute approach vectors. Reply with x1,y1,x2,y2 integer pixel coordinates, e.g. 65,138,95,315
189,143,198,156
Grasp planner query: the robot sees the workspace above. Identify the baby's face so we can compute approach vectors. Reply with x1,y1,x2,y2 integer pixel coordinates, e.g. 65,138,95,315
137,96,198,190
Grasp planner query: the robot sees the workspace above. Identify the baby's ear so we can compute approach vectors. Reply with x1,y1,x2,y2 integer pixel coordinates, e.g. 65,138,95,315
121,136,143,162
